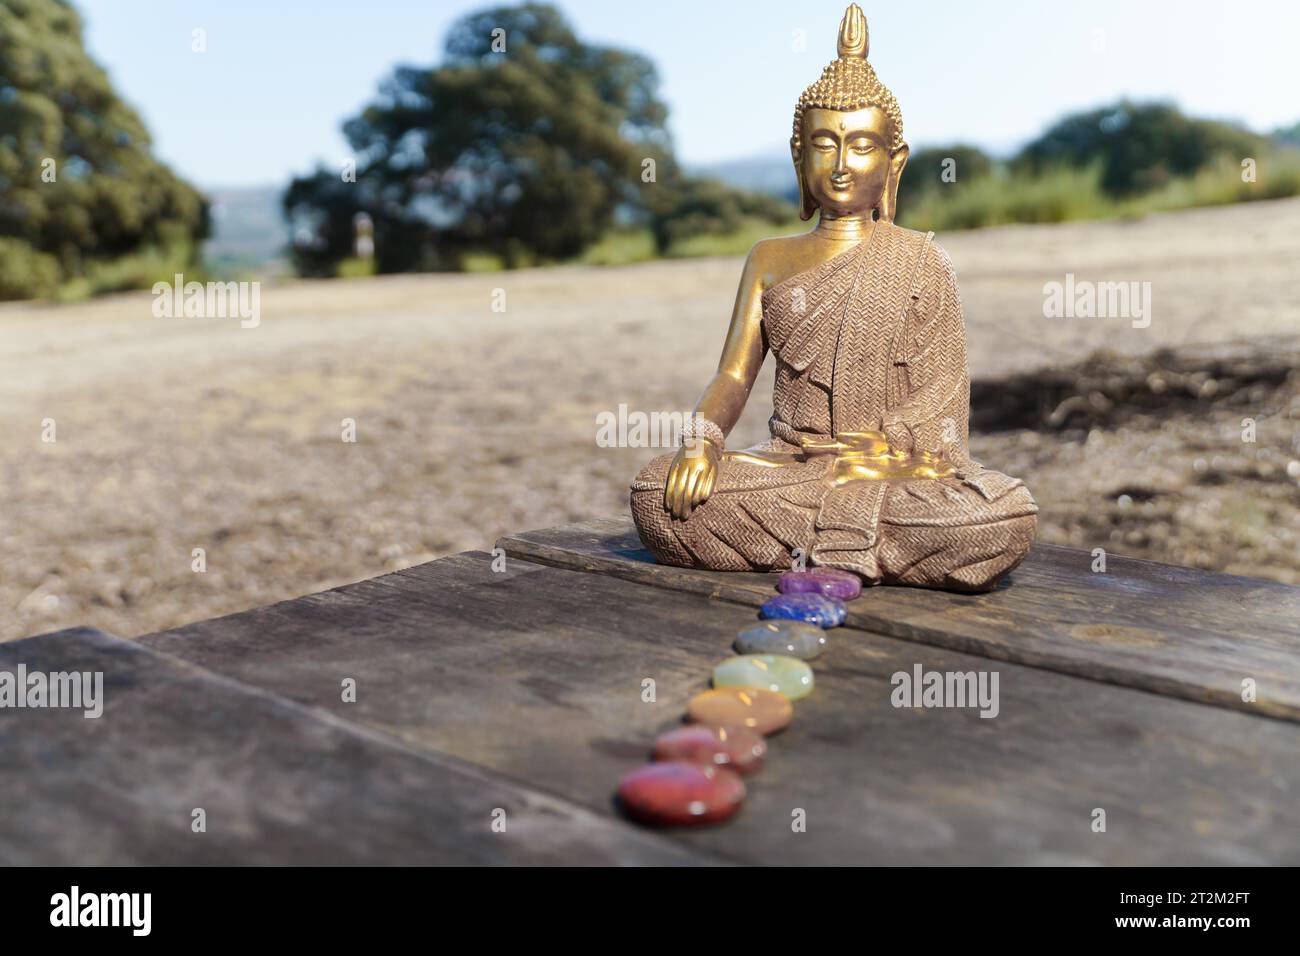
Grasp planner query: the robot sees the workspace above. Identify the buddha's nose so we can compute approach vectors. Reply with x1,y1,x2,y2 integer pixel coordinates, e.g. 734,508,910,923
834,145,853,176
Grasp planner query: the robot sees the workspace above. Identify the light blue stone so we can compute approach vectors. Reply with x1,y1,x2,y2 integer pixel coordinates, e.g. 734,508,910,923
735,620,827,660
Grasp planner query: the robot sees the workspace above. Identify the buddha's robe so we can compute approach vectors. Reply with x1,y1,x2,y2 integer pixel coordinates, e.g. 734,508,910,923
630,222,1037,592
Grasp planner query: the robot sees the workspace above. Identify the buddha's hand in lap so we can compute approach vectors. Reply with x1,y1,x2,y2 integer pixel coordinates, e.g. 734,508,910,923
881,421,914,455
663,438,722,521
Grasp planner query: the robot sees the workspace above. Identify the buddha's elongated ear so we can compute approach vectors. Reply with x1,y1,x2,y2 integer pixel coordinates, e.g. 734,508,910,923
791,139,817,221
877,142,909,223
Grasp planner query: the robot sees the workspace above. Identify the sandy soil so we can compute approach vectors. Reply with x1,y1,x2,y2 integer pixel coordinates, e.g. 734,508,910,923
3,198,1299,642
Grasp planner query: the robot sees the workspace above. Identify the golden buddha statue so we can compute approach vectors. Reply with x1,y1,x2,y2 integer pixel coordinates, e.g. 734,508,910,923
630,4,1037,593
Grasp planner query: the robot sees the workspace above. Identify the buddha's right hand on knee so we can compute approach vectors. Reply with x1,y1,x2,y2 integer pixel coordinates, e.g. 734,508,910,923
663,439,721,521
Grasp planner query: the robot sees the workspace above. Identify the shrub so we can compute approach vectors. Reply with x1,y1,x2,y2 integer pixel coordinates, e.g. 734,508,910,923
0,238,60,300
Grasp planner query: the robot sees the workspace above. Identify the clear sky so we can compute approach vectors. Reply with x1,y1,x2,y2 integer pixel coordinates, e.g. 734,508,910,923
74,0,1300,189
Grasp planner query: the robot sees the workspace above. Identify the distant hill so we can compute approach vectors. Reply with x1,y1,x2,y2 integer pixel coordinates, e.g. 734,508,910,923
1275,121,1300,149
689,149,796,201
203,185,288,273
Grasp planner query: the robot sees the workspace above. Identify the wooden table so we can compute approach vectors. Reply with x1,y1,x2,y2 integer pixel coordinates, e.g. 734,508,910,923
4,517,1298,865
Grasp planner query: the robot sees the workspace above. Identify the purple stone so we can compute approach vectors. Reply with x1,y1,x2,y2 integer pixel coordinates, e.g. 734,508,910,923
759,593,847,629
778,567,862,601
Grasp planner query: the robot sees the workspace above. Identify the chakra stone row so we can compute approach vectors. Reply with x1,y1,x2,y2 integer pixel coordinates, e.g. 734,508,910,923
615,566,859,826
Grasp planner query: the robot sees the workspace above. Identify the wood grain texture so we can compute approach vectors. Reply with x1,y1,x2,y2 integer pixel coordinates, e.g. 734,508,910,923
0,627,716,865
499,517,1300,722
140,552,1300,865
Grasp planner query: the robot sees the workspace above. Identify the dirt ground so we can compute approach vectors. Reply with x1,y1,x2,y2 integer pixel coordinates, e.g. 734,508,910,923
3,198,1298,642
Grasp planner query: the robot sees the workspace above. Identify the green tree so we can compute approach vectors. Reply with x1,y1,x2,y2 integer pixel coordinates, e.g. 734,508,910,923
1014,100,1265,196
900,145,993,202
0,0,209,299
285,2,674,274
645,176,794,255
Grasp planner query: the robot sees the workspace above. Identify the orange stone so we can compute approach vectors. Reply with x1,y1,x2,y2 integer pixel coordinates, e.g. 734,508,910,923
686,686,793,735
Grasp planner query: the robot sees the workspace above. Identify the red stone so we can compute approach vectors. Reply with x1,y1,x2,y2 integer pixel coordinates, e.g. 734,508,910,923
617,761,746,826
652,725,766,775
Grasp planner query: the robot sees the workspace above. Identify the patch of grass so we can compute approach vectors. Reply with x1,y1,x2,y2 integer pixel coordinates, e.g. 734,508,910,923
1122,150,1300,215
900,150,1300,233
336,256,377,279
460,252,506,272
54,243,209,303
578,229,656,266
902,165,1111,232
664,217,806,259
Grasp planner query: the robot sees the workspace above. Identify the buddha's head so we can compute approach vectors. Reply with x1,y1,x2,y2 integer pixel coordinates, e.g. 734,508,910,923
791,4,908,222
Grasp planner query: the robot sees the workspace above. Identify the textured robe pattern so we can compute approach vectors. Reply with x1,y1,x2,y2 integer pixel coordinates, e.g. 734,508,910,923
630,222,1038,592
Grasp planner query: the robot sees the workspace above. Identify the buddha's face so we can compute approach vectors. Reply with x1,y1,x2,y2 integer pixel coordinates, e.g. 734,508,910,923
797,106,898,218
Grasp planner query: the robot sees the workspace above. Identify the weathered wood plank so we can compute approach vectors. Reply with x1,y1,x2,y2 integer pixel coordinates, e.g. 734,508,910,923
498,517,1300,722
141,552,1300,864
0,627,718,865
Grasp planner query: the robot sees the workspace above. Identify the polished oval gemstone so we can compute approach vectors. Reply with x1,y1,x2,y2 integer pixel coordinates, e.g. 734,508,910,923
617,761,745,826
687,686,793,735
778,567,862,601
713,654,814,701
735,619,827,660
653,724,766,774
760,592,847,628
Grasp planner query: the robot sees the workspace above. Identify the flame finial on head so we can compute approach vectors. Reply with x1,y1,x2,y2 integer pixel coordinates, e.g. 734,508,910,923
837,3,868,60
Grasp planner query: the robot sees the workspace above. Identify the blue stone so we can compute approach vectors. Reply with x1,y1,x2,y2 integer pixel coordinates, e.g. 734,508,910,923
759,593,846,629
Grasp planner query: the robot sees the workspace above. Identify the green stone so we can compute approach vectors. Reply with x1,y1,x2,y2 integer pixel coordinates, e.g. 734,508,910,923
712,654,814,701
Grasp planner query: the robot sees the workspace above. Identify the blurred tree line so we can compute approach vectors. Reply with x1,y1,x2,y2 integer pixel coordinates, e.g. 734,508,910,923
284,2,792,277
290,0,1294,279
0,0,208,300
898,102,1296,232
1016,102,1267,195
3,0,1295,296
